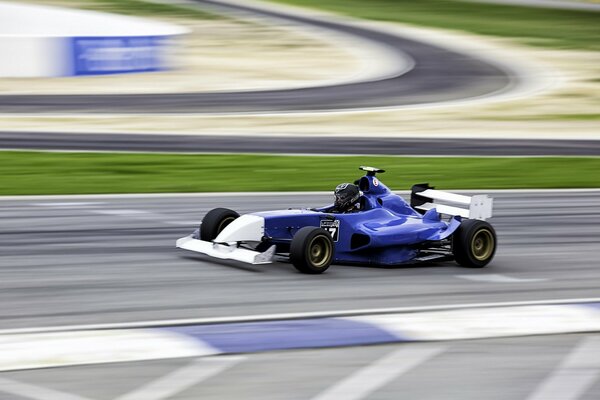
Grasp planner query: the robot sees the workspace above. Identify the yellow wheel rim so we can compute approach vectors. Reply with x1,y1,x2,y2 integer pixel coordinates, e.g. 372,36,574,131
471,228,494,261
217,217,235,233
308,236,331,268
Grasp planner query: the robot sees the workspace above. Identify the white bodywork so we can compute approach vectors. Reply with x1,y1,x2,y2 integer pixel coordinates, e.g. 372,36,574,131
414,189,493,220
176,215,275,264
213,214,264,243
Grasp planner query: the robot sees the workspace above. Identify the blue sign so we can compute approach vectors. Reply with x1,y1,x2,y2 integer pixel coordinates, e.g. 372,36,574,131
70,36,170,76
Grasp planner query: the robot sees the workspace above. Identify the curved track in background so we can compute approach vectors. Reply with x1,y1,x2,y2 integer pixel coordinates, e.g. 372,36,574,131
2,131,599,155
1,191,598,330
0,0,513,114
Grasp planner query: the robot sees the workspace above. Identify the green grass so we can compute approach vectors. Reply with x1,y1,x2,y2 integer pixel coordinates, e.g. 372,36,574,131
272,0,600,50
71,0,217,19
0,152,598,195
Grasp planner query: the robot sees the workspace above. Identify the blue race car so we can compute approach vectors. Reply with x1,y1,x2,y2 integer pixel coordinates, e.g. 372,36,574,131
176,166,496,274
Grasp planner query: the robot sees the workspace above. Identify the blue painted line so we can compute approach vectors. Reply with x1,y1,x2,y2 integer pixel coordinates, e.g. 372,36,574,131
165,318,403,353
581,302,600,310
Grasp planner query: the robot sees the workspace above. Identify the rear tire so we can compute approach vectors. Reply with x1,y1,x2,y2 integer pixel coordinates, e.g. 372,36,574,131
452,219,496,268
200,208,239,241
290,227,334,274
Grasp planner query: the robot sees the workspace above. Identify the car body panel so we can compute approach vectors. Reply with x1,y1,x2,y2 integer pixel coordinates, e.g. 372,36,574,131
251,175,461,265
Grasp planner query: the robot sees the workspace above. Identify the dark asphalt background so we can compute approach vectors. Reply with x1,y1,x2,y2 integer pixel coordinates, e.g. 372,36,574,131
1,131,599,155
1,191,598,330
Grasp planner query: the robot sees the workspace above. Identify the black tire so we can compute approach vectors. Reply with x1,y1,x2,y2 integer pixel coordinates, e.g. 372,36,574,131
452,219,497,268
200,208,239,241
290,227,334,274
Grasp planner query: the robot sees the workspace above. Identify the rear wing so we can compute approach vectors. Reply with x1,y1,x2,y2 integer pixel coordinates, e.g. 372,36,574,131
410,184,493,220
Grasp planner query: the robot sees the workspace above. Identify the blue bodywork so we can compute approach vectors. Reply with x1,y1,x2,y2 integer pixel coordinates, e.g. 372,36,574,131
253,174,461,265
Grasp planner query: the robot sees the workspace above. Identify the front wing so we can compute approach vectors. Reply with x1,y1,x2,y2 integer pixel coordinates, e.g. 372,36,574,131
176,235,276,265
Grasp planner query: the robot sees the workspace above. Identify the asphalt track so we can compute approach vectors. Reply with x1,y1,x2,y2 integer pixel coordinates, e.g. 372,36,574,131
2,335,599,400
1,191,598,330
0,0,512,114
2,131,600,155
1,192,599,398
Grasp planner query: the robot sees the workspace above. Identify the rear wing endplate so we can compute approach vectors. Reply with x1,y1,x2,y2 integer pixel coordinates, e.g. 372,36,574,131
410,183,493,220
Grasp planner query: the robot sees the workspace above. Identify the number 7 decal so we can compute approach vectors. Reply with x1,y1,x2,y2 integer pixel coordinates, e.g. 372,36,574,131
320,220,340,242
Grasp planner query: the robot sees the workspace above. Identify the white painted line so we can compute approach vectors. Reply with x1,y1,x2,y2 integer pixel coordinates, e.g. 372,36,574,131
311,346,445,400
2,189,600,201
115,356,244,400
1,298,599,336
92,209,150,216
0,191,330,201
89,209,193,226
526,336,600,400
3,148,600,159
456,274,548,283
0,329,218,372
31,202,106,207
0,376,94,400
350,305,600,341
28,202,193,226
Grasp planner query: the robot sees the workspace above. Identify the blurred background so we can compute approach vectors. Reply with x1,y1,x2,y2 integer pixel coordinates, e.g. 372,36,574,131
0,1,599,399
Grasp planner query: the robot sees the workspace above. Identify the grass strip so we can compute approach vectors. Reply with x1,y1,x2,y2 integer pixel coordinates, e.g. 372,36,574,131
0,152,598,195
272,0,600,50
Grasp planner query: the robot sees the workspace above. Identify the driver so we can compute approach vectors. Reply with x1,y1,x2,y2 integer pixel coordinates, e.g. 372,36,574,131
331,183,362,213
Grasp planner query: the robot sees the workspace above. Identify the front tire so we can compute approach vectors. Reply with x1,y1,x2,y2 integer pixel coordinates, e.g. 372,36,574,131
200,208,239,241
290,227,334,274
452,219,496,268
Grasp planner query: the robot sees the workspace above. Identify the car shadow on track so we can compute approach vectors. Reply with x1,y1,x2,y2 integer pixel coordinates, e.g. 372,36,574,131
180,254,265,273
181,253,461,276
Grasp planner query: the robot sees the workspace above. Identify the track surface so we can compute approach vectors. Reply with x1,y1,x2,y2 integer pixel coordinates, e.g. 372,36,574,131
1,191,599,399
2,131,599,155
1,191,598,330
0,0,512,114
2,335,599,400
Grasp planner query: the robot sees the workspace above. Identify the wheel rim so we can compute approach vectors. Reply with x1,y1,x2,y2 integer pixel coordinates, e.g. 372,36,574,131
308,235,331,268
217,217,235,234
471,228,494,261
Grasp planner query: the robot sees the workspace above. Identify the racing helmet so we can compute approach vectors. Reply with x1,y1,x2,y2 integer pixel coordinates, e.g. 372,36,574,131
334,183,361,211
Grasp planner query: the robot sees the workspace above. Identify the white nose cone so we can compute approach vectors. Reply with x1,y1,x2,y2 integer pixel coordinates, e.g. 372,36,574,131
214,215,265,243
